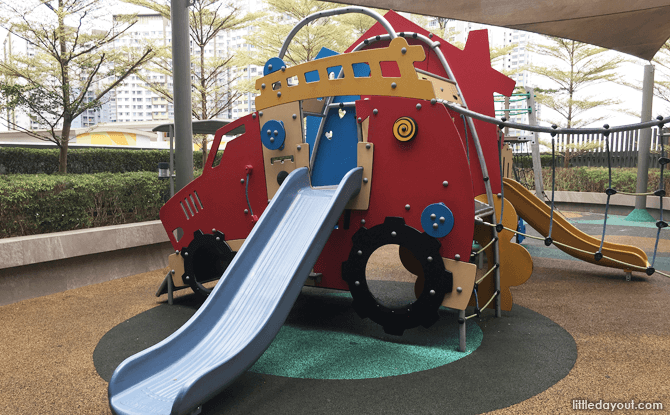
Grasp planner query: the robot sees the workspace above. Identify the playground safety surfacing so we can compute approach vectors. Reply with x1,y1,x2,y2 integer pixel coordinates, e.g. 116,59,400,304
94,283,574,415
2,212,670,414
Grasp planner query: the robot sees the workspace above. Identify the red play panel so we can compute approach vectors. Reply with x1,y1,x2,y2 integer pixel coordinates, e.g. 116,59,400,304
160,114,267,250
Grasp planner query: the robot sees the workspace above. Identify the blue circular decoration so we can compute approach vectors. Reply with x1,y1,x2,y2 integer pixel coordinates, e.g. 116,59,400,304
263,57,286,76
421,203,455,238
260,120,286,150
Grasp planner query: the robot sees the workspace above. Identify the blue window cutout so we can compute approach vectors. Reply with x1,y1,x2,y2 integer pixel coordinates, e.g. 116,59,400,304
352,62,371,77
304,70,320,83
326,65,343,79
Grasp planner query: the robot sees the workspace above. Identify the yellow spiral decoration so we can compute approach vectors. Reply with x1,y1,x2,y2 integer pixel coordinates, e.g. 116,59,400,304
393,116,418,142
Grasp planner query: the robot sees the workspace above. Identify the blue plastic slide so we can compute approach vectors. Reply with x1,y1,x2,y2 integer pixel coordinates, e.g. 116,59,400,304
109,167,363,415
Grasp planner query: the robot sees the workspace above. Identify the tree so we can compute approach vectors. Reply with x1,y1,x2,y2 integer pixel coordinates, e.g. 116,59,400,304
120,0,259,166
651,42,670,109
618,40,670,116
0,0,154,173
528,37,626,130
244,0,353,67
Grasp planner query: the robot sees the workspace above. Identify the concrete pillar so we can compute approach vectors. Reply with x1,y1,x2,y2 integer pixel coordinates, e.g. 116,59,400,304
171,0,194,192
527,88,544,199
627,65,656,222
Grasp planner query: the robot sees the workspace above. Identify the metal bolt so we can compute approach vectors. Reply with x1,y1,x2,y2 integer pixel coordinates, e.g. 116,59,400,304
252,113,257,119
360,219,366,225
273,130,279,136
433,223,439,229
270,137,275,143
363,178,368,184
430,213,436,220
171,269,175,275
268,64,273,70
405,204,410,210
443,181,449,187
497,193,502,198
297,145,302,150
244,209,249,214
391,82,397,89
357,250,363,256
266,129,271,136
416,103,422,110
212,228,216,232
431,98,437,105
429,289,435,295
455,254,461,261
240,178,245,184
216,237,220,241
357,117,362,123
366,143,371,149
261,83,266,89
355,281,360,286
440,217,445,223
277,91,281,97
183,252,188,256
281,66,286,72
259,111,263,116
391,231,397,237
401,47,407,54
175,250,180,254
292,114,297,119
427,256,433,262
373,109,378,115
185,275,190,280
457,286,463,293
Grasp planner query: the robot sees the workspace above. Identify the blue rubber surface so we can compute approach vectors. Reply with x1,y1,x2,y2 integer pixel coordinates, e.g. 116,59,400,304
108,167,363,415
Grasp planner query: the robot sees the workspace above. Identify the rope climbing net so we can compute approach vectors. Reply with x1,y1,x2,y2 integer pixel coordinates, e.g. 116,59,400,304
446,100,670,279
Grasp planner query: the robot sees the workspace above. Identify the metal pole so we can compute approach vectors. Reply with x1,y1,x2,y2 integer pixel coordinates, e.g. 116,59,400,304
171,0,193,192
458,310,466,352
169,124,175,197
527,87,544,199
635,64,654,211
504,96,510,137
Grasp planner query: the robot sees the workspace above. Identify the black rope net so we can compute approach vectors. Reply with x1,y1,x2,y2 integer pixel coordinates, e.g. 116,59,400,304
455,107,670,283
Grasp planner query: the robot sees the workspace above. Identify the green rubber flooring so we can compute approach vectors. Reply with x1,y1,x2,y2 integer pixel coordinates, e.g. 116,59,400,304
94,281,576,415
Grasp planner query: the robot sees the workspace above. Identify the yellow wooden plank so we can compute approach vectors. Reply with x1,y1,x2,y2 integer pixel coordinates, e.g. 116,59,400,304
302,98,326,114
167,253,188,288
501,143,514,179
416,72,463,105
346,141,373,210
440,258,477,310
259,102,308,199
254,38,435,110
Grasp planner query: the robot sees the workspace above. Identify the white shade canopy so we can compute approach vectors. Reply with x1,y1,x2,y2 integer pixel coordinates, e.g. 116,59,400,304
328,0,670,60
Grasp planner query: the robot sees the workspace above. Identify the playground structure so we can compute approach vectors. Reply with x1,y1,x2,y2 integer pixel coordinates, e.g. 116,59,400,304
108,7,669,415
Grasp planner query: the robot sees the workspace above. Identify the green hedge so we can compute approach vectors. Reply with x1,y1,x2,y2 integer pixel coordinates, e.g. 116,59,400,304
513,166,670,193
0,147,214,174
0,172,170,238
512,153,556,168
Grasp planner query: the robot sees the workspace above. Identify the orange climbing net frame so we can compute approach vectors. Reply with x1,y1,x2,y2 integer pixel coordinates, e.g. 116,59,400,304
254,37,436,111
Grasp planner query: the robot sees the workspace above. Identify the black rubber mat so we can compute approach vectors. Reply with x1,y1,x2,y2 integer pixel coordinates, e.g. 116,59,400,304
95,282,576,415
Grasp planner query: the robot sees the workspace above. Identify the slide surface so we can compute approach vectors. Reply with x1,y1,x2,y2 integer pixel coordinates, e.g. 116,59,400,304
503,178,649,271
109,167,362,415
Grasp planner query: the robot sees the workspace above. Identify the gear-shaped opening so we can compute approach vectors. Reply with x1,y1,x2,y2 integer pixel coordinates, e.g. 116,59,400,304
366,244,421,308
342,217,453,335
182,230,235,299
